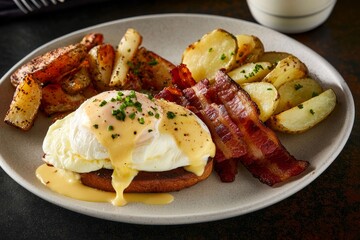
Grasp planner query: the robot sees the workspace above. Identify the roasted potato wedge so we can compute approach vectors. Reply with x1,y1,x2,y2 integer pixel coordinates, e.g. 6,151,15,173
129,47,175,91
60,61,92,94
267,89,336,134
10,43,88,87
88,43,115,90
241,82,279,122
275,78,323,114
80,33,104,51
228,62,272,84
262,55,308,88
234,34,264,66
109,28,142,87
4,75,42,131
258,51,291,66
41,84,86,116
182,28,238,82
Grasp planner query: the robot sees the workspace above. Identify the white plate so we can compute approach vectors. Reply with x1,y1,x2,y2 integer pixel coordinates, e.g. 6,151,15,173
0,14,354,225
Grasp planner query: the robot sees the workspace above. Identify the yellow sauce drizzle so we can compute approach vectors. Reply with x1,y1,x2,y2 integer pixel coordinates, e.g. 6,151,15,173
36,164,174,205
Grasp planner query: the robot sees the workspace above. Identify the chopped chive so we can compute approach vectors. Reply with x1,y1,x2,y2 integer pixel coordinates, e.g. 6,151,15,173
148,58,158,66
298,104,304,109
138,117,145,124
147,94,154,100
129,112,136,119
99,100,107,107
312,92,319,97
134,101,142,112
167,111,176,119
294,84,303,90
108,125,114,131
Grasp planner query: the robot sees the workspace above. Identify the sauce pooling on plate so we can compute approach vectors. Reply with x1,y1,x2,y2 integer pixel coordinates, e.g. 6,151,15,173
36,164,174,205
41,90,215,206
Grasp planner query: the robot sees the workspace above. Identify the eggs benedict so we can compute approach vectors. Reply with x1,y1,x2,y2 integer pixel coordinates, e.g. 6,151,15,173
38,90,215,206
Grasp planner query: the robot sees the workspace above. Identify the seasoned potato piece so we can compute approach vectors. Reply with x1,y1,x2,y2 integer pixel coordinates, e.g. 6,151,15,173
241,82,279,122
10,43,88,87
267,89,336,134
129,47,175,91
235,34,264,66
182,29,238,82
110,28,142,87
60,61,92,94
258,51,291,66
228,62,272,84
4,75,42,131
262,55,308,88
275,78,323,114
80,33,104,51
88,44,115,90
41,84,86,115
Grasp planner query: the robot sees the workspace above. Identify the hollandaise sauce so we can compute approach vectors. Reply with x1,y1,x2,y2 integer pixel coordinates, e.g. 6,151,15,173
40,90,215,207
36,164,174,205
84,91,215,206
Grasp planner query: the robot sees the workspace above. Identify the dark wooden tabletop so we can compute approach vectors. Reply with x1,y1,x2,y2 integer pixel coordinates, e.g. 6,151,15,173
0,0,359,239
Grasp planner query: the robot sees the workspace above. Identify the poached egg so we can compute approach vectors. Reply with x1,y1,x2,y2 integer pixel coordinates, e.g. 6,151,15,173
42,90,215,206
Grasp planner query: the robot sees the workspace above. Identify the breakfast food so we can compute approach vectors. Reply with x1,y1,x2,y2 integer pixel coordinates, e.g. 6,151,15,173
158,65,309,184
40,90,215,206
4,27,338,206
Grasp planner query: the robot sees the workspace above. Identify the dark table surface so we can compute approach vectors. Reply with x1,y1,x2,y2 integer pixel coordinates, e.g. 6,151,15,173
0,0,359,239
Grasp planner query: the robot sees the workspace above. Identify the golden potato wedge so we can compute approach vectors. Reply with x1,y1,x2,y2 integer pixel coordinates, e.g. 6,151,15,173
262,55,308,88
181,28,238,82
129,47,175,91
4,75,42,131
10,43,88,87
41,84,86,116
109,28,142,87
228,62,272,84
88,44,115,90
275,78,323,114
267,89,336,134
241,82,279,122
60,61,92,94
80,33,104,51
235,34,264,66
257,51,291,66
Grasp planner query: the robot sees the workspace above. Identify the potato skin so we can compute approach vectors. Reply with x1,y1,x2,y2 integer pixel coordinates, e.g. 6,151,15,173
87,44,115,91
182,28,238,81
41,83,86,116
267,89,336,134
4,75,42,131
10,43,88,87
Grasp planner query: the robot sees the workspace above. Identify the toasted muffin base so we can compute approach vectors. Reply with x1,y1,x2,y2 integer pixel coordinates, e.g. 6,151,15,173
80,159,213,193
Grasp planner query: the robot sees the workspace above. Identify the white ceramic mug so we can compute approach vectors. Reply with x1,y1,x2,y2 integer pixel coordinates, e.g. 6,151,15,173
247,0,337,33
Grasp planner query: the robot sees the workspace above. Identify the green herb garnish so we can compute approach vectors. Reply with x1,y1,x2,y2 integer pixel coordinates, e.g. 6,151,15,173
167,111,176,119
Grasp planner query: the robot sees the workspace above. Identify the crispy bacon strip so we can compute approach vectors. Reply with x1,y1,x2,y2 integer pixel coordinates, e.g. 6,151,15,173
213,70,309,185
183,80,247,162
170,63,197,89
157,65,309,185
